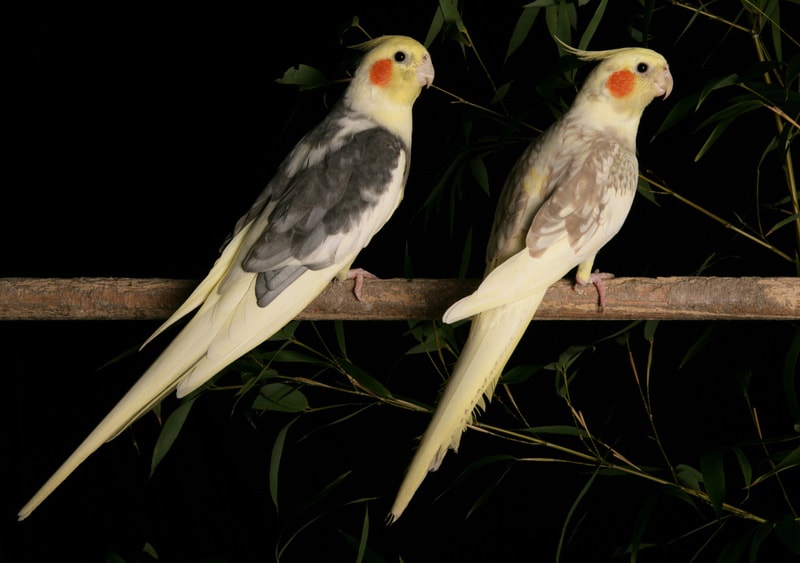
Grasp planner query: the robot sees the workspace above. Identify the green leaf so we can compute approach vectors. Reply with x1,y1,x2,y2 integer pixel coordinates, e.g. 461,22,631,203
499,363,543,385
654,91,699,136
469,154,490,195
679,322,722,369
546,1,574,55
259,349,330,367
458,226,474,279
731,446,753,489
629,493,658,563
356,504,369,563
775,515,800,555
493,81,512,104
766,212,800,237
696,74,741,110
557,466,599,562
675,463,703,491
465,462,513,520
275,64,328,91
270,417,298,512
253,383,309,413
545,344,589,372
506,6,541,61
338,357,393,399
787,53,800,87
636,177,660,206
523,424,584,437
700,449,726,516
334,320,347,358
150,396,197,476
577,0,607,51
783,327,800,425
643,320,659,343
749,521,775,562
694,101,763,161
268,320,301,341
424,2,446,47
735,367,752,395
751,446,800,486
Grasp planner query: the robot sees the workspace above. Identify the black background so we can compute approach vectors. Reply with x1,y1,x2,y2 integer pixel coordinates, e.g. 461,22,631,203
5,2,798,562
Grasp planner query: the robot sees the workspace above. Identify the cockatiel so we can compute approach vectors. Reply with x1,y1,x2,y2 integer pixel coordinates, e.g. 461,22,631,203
389,44,672,522
19,35,434,521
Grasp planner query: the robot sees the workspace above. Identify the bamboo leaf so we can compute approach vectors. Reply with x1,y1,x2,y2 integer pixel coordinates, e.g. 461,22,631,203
784,328,800,427
636,177,660,206
356,504,369,563
675,463,703,491
731,446,753,489
334,320,347,358
465,462,514,520
577,0,607,51
643,320,659,343
749,521,775,562
270,417,298,511
695,101,764,161
469,154,490,195
506,5,541,62
696,74,741,109
523,425,585,437
150,396,197,476
556,467,599,562
259,349,330,367
499,363,544,385
545,344,589,372
751,446,800,486
275,64,329,91
679,322,722,369
767,213,800,236
253,383,309,413
424,2,446,47
775,515,800,555
700,449,726,516
338,357,393,399
653,91,699,136
629,493,658,563
458,226,474,279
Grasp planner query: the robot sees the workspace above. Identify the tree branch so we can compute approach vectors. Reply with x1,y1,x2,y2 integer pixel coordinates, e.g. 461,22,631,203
1,277,797,321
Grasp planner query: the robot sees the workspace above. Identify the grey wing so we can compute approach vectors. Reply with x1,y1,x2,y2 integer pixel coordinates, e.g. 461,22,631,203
485,123,565,271
526,137,638,261
242,125,407,306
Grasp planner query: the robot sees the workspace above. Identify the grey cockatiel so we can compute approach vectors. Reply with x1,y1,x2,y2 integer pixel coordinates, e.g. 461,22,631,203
19,35,434,520
389,44,672,522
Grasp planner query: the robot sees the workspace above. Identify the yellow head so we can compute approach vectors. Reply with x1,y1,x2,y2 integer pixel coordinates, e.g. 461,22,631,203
564,43,673,133
344,36,434,143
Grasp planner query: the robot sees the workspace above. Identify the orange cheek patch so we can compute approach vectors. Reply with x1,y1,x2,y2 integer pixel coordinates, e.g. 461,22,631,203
370,59,393,86
607,69,635,98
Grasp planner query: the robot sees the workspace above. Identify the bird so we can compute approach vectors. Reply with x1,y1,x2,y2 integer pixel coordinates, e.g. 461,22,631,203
388,43,672,522
18,34,434,521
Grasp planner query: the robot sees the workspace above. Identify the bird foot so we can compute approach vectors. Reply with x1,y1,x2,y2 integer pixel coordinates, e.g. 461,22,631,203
574,270,614,310
344,268,378,301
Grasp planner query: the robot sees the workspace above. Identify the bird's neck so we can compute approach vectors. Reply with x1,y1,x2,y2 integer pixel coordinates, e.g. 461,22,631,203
570,98,642,151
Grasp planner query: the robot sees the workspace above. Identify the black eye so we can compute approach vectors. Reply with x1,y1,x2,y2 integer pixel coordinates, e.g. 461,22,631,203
394,51,407,62
636,62,649,73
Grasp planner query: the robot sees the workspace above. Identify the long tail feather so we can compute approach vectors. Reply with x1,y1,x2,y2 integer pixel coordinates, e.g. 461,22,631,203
388,290,545,522
17,262,344,521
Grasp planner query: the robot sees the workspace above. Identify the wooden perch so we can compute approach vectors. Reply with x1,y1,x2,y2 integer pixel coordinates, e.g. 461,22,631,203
0,277,798,321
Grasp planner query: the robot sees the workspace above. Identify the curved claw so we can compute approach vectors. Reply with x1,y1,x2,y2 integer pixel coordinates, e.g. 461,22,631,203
575,269,615,310
345,268,378,301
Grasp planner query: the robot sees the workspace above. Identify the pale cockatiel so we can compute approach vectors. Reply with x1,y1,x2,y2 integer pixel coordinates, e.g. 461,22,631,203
389,44,672,522
19,35,434,521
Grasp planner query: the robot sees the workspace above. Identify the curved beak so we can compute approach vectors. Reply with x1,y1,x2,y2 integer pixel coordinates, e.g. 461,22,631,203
656,66,673,99
417,54,435,88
